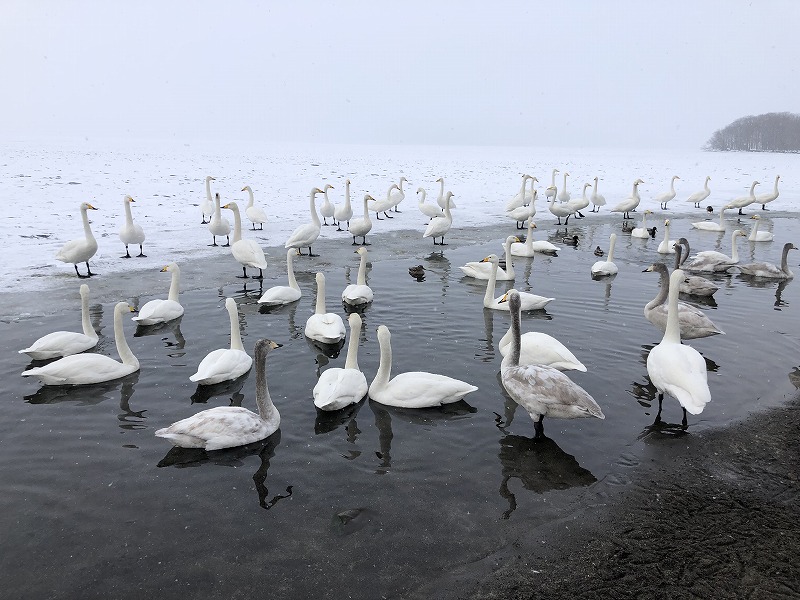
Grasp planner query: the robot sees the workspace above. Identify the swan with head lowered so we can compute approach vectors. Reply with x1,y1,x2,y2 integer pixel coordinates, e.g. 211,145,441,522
208,192,231,246
686,176,711,208
500,291,604,438
436,177,456,209
342,246,374,306
747,215,774,242
591,233,618,277
682,229,746,272
334,179,353,230
200,176,215,224
510,221,560,256
590,176,606,212
673,240,719,297
19,283,98,359
285,187,323,256
691,206,727,232
417,187,443,220
223,201,268,278
313,313,368,411
610,178,644,220
119,195,146,258
22,302,138,385
646,269,711,428
423,192,454,245
368,324,478,408
56,202,99,278
736,242,796,279
654,175,680,209
257,250,301,306
481,255,554,311
460,236,518,280
132,263,184,325
757,175,780,210
242,185,267,230
657,219,676,254
723,180,759,215
631,210,654,239
190,298,252,385
319,183,336,226
156,338,281,450
305,272,346,344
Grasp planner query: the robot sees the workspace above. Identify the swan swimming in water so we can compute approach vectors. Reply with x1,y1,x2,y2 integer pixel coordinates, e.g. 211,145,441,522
190,298,252,385
736,242,796,279
510,221,560,256
631,210,654,239
56,202,99,278
305,272,346,344
657,219,676,254
342,246,374,306
313,313,368,411
119,195,146,258
285,187,323,256
673,240,719,297
460,236,518,280
682,230,746,272
132,263,184,325
258,250,302,306
242,185,267,230
481,255,554,311
686,176,711,208
208,192,231,246
591,233,618,277
747,215,774,242
691,206,727,232
223,201,268,278
497,318,586,372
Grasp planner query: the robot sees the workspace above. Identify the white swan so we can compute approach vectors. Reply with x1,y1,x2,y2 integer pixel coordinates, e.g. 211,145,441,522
242,185,267,230
736,242,796,279
557,172,571,203
200,175,215,224
481,255,553,311
757,175,780,210
510,220,560,256
643,263,724,339
342,246,374,306
132,263,184,325
389,176,407,212
156,338,281,450
505,174,532,211
313,313,368,411
208,192,231,246
691,206,727,232
591,233,618,277
349,194,374,246
417,187,443,220
222,201,268,278
119,195,146,258
748,215,774,242
368,325,477,408
657,219,676,254
460,235,518,280
565,182,591,218
319,183,336,226
646,269,711,427
19,284,98,359
683,230,746,272
423,192,454,245
590,176,606,212
723,180,759,215
56,202,99,278
258,250,302,306
370,184,398,220
500,291,604,437
631,210,654,238
190,298,252,385
507,190,536,229
547,188,573,225
22,302,139,385
334,179,353,230
686,176,711,208
654,175,680,209
285,187,323,256
610,178,644,219
673,239,719,297
545,169,559,203
498,322,586,372
436,177,456,209
305,272,346,344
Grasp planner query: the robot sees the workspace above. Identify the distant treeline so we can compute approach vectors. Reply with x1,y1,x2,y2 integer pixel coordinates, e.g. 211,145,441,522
704,112,800,153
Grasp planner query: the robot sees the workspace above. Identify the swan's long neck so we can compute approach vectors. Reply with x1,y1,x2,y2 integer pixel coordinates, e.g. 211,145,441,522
214,193,222,217
168,267,180,302
663,270,684,344
582,183,590,199
640,212,648,227
773,176,780,194
669,177,677,193
254,344,277,422
114,303,138,368
518,176,528,198
646,265,670,310
315,275,327,315
230,204,242,244
749,181,758,197
730,231,741,262
356,252,367,286
362,196,370,218
438,178,445,203
718,208,726,227
79,286,96,338
246,187,255,208
286,251,299,291
780,243,792,274
550,169,557,186
344,180,351,209
309,190,320,226
483,260,498,307
123,198,134,226
593,178,599,195
503,239,514,277
607,234,617,262
81,205,95,241
373,330,393,390
508,298,522,367
344,317,361,370
205,177,213,202
562,172,568,189
632,181,640,198
227,301,244,351
679,239,690,266
663,222,670,242
673,243,682,270
749,219,760,240
525,223,534,251
443,194,452,219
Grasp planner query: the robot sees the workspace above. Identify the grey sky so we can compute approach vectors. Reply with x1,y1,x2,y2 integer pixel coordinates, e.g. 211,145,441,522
2,1,798,148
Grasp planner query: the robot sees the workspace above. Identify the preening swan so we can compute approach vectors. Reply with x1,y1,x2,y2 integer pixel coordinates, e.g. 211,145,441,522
243,185,267,230
156,339,281,450
631,210,654,239
460,235,518,280
132,263,184,325
56,202,99,278
654,175,680,210
22,302,139,385
334,179,353,230
757,175,780,210
423,192,454,245
691,206,727,232
417,187,443,220
349,195,374,246
285,187,323,256
342,246,374,306
305,272,346,344
436,177,456,209
390,176,407,212
591,233,618,277
646,269,711,428
19,283,98,359
208,192,231,246
481,255,554,311
610,178,644,220
682,229,746,272
257,250,301,306
748,215,774,242
673,240,719,297
657,219,676,254
686,176,711,208
723,180,759,215
590,176,606,212
510,220,560,256
313,313,368,411
736,242,796,279
557,172,571,204
368,324,478,408
190,298,252,385
201,176,215,224
223,201,268,278
500,291,604,438
119,195,146,258
319,183,336,226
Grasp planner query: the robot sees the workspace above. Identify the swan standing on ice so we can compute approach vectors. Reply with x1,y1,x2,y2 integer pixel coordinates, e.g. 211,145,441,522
191,298,252,385
370,184,398,220
547,187,573,225
673,240,719,297
500,291,604,438
507,189,537,229
505,174,532,211
56,202,99,278
557,172,571,203
390,177,407,212
723,180,759,215
691,206,727,232
342,246,374,306
460,235,518,280
545,169,559,204
657,219,676,254
334,179,353,230
201,176,215,224
132,263,184,325
349,195,373,246
119,195,146,258
736,242,796,279
258,250,302,306
22,302,138,385
591,233,618,277
748,215,774,242
510,220,560,256
686,176,711,208
646,269,711,428
305,272,346,344
417,187,443,220
156,338,282,450
565,182,591,218
682,229,746,272
285,187,323,256
223,201,268,278
423,192,454,245
319,183,336,226
19,284,98,359
242,185,267,230
313,313,368,411
436,177,456,209
481,255,554,311
654,175,680,210
590,177,606,212
368,325,478,408
757,175,780,210
631,210,654,238
208,192,231,246
610,178,644,220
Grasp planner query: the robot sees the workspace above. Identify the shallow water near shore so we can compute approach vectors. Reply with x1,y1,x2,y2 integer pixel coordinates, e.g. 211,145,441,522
2,214,799,598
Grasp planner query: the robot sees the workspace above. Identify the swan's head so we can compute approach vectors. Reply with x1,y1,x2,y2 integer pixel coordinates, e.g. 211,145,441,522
480,254,499,264
583,182,591,190
80,202,99,211
594,176,599,182
416,187,425,195
345,178,351,185
347,312,362,332
124,195,135,203
241,186,252,192
377,324,391,344
399,177,408,184
311,187,323,195
500,290,521,313
436,177,443,183
634,178,644,185
79,283,90,296
733,229,746,238
323,183,334,191
706,176,711,181
644,209,653,215
222,202,239,211
206,176,215,182
364,194,375,201
225,297,238,313
750,214,760,221
114,301,135,316
553,169,559,174
355,246,368,257
315,272,325,288
664,219,670,226
160,263,179,273
505,236,520,247
254,338,282,361
673,175,681,181
528,221,537,230
546,186,557,193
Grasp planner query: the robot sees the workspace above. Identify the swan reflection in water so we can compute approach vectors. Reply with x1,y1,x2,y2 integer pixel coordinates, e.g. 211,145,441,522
314,398,367,461
24,371,140,409
157,430,291,510
190,370,249,406
134,316,186,357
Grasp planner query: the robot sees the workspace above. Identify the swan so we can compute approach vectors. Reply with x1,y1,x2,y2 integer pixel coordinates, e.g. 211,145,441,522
222,201,268,278
389,176,407,212
22,302,139,385
319,183,336,225
565,182,591,218
56,202,99,278
757,175,780,210
682,229,746,272
334,179,353,230
591,233,618,277
285,187,323,256
505,174,532,211
497,323,586,372
119,195,146,258
748,215,774,242
523,176,538,205
736,242,796,279
507,190,536,229
460,235,517,280
313,313,368,411
347,194,374,246
557,172,571,203
436,177,456,209
590,176,606,212
510,220,560,256
190,297,252,385
547,187,573,225
305,272,346,344
156,338,281,450
691,206,727,232
657,219,676,254
200,175,215,224
370,184,398,220
610,178,644,219
368,324,478,408
544,169,559,203
500,291,604,438
481,255,554,311
654,175,680,209
242,185,267,230
631,210,654,238
417,187,443,220
258,250,302,306
132,263,184,325
673,240,720,297
208,192,231,246
423,192,454,245
686,176,711,208
342,246,374,306
19,283,98,359
643,263,724,339
723,180,759,215
646,269,711,427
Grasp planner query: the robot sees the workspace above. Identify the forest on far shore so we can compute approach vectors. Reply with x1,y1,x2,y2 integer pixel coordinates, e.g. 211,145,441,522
704,112,800,152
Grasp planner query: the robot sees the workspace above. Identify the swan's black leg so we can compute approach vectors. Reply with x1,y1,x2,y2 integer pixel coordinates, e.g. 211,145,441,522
564,214,571,226
578,211,585,218
137,245,146,258
362,236,370,246
556,217,562,225
237,266,249,279
376,213,384,220
121,245,131,258
682,408,688,430
352,236,358,245
308,246,318,257
738,208,744,215
762,204,768,210
384,211,393,219
84,262,94,277
533,415,545,439
222,235,230,247
209,236,218,247
254,269,263,280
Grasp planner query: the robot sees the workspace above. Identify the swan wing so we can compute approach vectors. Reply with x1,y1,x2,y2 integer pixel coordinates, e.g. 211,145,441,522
232,240,267,269
20,331,97,359
133,299,184,324
22,354,132,385
285,223,320,248
372,372,477,408
313,368,368,411
190,349,252,384
258,285,301,305
155,406,274,450
501,365,603,419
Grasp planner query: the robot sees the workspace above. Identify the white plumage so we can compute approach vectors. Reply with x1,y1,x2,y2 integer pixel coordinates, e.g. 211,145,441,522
223,201,267,278
132,263,184,325
342,246,374,306
258,250,302,306
119,195,145,258
190,298,252,385
313,313,368,411
423,192,454,245
285,187,324,256
305,272,346,344
460,236,518,280
591,233,618,277
208,192,231,246
242,185,267,230
55,202,99,278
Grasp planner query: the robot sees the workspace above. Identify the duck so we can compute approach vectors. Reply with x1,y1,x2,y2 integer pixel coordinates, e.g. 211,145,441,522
417,187,443,220
510,220,560,256
631,210,654,238
132,263,184,325
547,187,573,225
497,319,586,372
370,184,398,220
673,240,720,297
119,195,146,258
757,175,781,210
590,176,606,212
436,177,457,209
368,325,478,408
736,242,796,279
682,229,746,272
200,176,215,224
408,265,425,278
505,174,533,211
285,187,323,256
593,246,604,257
222,201,268,278
208,192,231,246
22,302,139,385
646,269,711,428
657,219,676,254
557,172,571,204
723,180,760,215
190,298,252,385
691,206,727,232
349,194,374,246
156,339,282,450
643,263,724,339
481,255,554,311
610,178,644,219
686,176,711,208
242,185,267,230
313,313,368,411
19,283,98,359
748,215,774,242
342,246,374,306
621,221,634,233
500,291,604,438
257,250,301,306
591,233,618,277
654,175,680,209
460,235,518,280
319,183,336,226
565,182,591,218
334,179,353,230
562,235,579,246
305,272,346,344
55,202,99,278
423,192,454,245
389,176,407,212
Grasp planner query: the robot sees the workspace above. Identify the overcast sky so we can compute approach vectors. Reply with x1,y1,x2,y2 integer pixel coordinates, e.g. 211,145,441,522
2,1,798,149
